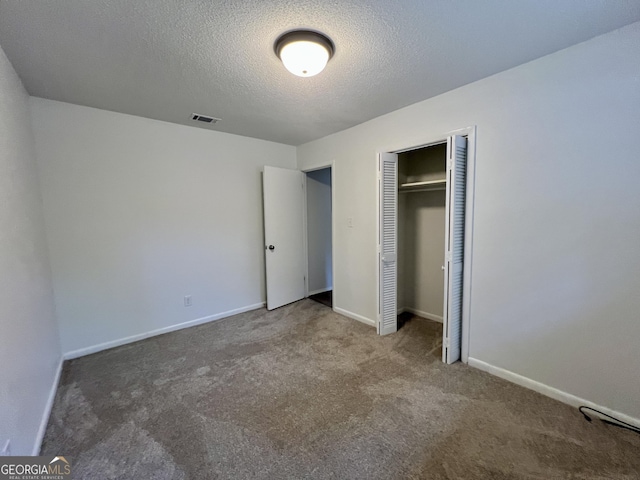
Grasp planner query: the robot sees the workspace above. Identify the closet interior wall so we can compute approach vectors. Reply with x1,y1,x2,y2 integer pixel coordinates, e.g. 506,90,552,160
306,167,332,295
397,143,447,322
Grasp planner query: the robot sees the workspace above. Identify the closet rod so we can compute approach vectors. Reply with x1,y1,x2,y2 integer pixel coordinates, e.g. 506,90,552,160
400,179,446,188
399,178,446,193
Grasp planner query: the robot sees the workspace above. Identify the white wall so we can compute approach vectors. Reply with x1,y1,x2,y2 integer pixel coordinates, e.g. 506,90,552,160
401,190,445,319
0,46,61,455
306,168,332,294
397,192,407,311
297,22,640,420
30,98,296,355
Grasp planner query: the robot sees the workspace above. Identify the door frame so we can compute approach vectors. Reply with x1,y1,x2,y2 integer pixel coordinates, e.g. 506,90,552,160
376,126,477,363
302,162,336,306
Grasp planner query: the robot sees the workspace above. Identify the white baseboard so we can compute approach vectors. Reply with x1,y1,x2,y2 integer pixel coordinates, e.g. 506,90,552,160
33,356,64,455
333,306,376,328
468,357,640,430
398,307,443,323
63,302,266,360
308,287,332,296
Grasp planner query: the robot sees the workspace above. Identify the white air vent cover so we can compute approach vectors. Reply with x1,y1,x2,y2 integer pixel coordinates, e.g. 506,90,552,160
191,113,221,124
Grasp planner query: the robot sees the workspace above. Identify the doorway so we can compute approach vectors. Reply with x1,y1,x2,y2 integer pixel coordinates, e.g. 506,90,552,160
304,166,333,308
377,128,476,364
397,142,447,327
262,164,335,311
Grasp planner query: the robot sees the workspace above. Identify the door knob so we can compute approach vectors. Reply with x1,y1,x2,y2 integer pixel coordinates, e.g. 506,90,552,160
441,265,445,270
268,245,275,251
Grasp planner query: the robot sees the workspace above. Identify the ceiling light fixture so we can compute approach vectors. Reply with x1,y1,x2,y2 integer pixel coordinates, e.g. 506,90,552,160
274,30,334,77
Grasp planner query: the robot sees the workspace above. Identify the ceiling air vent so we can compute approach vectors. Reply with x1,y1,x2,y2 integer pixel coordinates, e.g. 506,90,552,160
191,113,221,124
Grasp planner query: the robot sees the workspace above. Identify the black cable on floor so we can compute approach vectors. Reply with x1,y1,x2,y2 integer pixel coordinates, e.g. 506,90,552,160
579,406,640,435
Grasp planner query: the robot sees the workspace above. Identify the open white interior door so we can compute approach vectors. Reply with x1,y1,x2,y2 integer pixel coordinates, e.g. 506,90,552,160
263,166,305,310
442,135,467,363
379,153,398,335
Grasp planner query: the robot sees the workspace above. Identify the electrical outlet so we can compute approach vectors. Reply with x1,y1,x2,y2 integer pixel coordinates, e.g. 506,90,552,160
184,295,192,307
1,440,11,456
347,217,354,228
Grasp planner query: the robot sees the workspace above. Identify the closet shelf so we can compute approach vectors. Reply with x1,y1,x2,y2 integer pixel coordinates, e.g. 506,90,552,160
399,179,446,193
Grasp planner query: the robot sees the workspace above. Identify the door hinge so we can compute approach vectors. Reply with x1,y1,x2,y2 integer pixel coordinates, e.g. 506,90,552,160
444,338,450,348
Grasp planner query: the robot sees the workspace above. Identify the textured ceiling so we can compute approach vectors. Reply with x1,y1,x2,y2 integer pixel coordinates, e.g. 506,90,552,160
1,1,639,145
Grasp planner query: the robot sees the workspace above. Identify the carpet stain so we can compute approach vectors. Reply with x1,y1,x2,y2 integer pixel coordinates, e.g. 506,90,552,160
42,300,640,479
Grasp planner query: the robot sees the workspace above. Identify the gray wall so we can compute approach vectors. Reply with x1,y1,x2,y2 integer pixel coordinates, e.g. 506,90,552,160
0,44,61,455
306,168,332,294
400,191,446,319
30,98,296,355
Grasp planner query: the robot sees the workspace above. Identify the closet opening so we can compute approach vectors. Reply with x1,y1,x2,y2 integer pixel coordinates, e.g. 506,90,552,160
397,142,447,339
378,128,476,364
304,166,333,308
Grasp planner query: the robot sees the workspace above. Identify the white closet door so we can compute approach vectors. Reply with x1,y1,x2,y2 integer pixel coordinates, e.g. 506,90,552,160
443,135,467,363
379,153,398,335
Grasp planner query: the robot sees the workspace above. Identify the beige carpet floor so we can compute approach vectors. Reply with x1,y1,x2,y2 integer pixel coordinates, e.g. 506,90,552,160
42,299,640,479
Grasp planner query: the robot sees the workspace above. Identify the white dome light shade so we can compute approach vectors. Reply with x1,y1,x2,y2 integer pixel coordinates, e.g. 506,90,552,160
280,41,329,77
275,31,334,77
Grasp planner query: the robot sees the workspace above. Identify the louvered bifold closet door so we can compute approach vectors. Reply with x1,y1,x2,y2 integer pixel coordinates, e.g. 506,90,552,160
443,135,467,363
379,153,398,335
